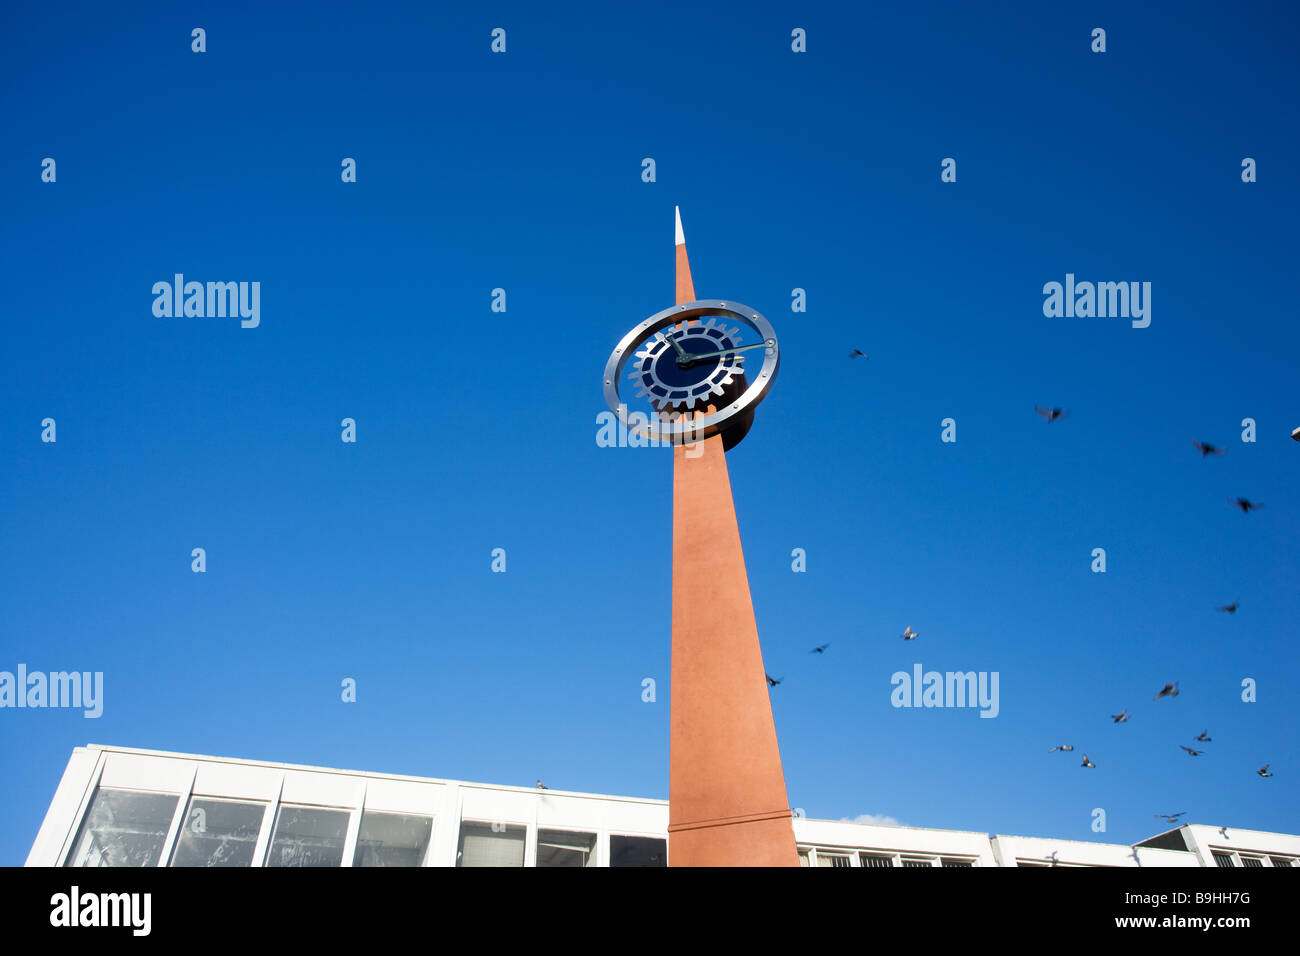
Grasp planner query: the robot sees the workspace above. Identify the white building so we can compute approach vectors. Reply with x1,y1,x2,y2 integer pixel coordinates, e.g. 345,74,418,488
25,745,1300,868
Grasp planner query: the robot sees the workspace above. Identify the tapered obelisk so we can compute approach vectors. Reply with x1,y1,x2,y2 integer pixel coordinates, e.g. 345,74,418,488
667,207,799,866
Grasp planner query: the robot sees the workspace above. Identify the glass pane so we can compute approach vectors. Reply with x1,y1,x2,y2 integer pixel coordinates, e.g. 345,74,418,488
536,829,596,868
265,805,350,867
170,797,265,867
941,858,974,867
457,822,525,867
66,788,179,867
609,835,666,867
798,849,810,867
862,854,894,868
901,857,933,867
1271,857,1292,868
353,811,433,867
1240,856,1264,868
1213,853,1235,868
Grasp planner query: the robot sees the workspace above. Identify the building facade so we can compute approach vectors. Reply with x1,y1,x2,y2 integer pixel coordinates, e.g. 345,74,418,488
25,745,1300,868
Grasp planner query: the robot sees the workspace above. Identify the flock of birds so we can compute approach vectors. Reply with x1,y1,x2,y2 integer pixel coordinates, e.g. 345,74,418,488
764,625,919,687
769,380,1282,827
1025,410,1275,824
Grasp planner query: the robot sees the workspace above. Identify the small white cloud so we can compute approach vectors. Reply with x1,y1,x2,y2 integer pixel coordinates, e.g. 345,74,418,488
841,813,904,827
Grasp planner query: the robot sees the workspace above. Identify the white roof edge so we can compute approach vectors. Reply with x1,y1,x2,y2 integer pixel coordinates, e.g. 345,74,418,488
80,744,668,806
799,818,992,838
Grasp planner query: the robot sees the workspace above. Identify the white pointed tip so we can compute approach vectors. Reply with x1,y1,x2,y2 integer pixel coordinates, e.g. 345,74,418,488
674,206,685,246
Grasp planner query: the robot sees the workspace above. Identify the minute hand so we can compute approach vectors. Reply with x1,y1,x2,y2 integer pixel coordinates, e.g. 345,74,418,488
686,342,771,362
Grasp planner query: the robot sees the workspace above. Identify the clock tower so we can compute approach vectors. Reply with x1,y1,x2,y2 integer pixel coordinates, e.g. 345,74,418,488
603,208,799,866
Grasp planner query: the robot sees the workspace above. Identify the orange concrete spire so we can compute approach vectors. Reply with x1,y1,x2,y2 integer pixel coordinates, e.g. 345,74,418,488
667,207,800,866
674,205,695,304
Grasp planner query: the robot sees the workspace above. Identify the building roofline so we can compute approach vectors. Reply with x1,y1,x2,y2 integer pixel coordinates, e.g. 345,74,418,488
80,743,669,806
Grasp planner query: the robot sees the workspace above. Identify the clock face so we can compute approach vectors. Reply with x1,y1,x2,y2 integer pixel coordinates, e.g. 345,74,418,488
632,318,748,411
602,299,779,445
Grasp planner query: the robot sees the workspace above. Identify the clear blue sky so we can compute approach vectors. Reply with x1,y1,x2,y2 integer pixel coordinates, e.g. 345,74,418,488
2,1,1297,865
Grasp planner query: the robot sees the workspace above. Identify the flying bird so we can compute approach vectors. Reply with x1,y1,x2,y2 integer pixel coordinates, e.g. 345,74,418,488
1230,497,1263,513
1035,406,1068,423
1196,730,1212,742
1258,765,1273,778
1154,812,1187,824
811,643,830,654
1216,599,1239,614
1049,745,1075,752
1179,745,1204,757
1154,683,1179,700
536,779,548,789
766,674,783,687
1192,440,1226,457
901,626,918,641
1111,709,1130,723
1081,754,1096,768
849,349,867,359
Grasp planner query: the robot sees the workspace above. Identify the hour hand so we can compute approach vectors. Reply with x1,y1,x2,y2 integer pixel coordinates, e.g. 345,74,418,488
662,329,690,361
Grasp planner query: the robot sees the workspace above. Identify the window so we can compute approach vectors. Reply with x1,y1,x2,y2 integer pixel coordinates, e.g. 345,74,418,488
170,797,265,867
901,856,934,867
457,822,525,867
861,853,894,868
941,858,974,867
798,849,811,867
1270,857,1293,868
353,811,433,867
609,835,666,867
536,829,596,867
1240,856,1264,868
66,788,179,867
265,805,350,867
1213,852,1235,867
817,852,853,868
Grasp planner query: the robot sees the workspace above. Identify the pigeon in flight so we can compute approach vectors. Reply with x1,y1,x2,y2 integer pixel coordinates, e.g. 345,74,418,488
811,643,831,654
1196,730,1212,742
1192,440,1226,457
1154,683,1179,700
766,674,783,687
1257,765,1273,778
1179,745,1204,757
1049,745,1075,752
536,779,548,789
1216,599,1239,614
901,626,918,641
1081,754,1096,768
849,349,867,359
1035,406,1068,423
1154,812,1187,824
1111,709,1130,723
1230,498,1263,513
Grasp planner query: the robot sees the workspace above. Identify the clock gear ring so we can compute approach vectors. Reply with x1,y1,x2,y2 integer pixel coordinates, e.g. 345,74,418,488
602,299,779,447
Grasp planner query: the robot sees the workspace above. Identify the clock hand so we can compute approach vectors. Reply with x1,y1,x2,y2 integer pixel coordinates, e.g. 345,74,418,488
682,341,772,362
663,329,691,363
